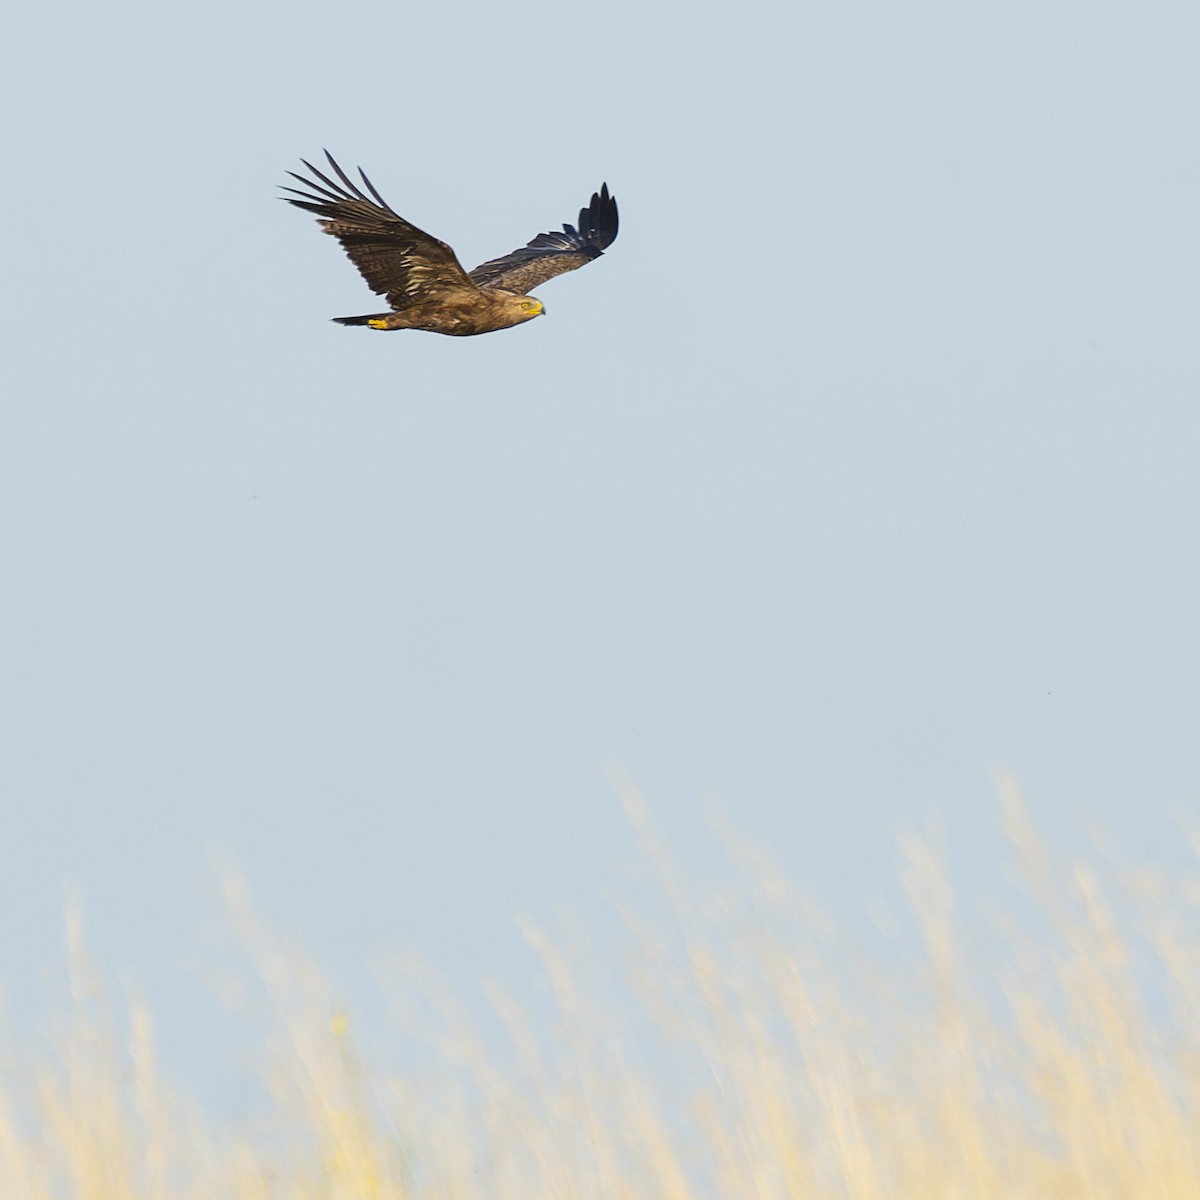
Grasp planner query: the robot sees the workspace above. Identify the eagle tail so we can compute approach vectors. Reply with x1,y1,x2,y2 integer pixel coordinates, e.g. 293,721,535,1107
331,313,390,328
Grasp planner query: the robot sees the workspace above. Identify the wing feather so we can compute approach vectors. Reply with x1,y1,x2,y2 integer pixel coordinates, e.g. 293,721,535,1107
469,183,618,294
281,151,476,308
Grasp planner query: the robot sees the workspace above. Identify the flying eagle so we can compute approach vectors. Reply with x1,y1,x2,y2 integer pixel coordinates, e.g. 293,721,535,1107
282,152,618,336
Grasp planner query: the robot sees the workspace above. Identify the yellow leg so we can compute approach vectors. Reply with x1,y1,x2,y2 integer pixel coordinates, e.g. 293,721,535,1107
367,319,388,330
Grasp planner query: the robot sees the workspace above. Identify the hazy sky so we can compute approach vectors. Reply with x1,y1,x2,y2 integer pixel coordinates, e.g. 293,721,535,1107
3,0,1199,1101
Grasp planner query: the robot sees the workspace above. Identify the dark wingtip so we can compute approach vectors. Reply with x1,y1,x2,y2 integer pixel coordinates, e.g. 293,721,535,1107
584,182,617,249
603,183,618,245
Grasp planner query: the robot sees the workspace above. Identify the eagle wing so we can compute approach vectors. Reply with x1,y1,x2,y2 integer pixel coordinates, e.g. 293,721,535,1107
282,152,476,309
468,184,618,295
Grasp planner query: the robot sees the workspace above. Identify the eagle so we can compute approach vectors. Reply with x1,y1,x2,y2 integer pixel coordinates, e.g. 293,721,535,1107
282,152,618,336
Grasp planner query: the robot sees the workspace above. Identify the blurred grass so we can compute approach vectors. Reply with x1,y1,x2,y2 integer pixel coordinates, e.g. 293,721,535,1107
5,783,1200,1198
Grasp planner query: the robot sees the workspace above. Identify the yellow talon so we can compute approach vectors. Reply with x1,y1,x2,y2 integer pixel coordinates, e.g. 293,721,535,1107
367,319,387,330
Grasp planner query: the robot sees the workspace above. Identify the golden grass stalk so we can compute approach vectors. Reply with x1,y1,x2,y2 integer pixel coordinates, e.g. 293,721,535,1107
3,791,1200,1198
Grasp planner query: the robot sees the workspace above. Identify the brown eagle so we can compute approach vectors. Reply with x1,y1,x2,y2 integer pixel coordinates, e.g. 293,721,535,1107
282,152,618,336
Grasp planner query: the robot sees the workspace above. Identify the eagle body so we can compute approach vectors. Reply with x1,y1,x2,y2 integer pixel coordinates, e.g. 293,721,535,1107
282,153,618,337
334,290,544,336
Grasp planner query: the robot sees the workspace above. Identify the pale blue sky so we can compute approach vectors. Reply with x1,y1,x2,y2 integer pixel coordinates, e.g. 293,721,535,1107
2,0,1199,1099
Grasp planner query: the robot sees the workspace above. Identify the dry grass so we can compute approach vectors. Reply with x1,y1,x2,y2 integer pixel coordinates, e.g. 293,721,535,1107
4,785,1200,1199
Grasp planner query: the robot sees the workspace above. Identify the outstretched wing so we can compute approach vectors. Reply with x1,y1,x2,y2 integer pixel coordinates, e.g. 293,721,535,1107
469,184,618,294
282,152,476,309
